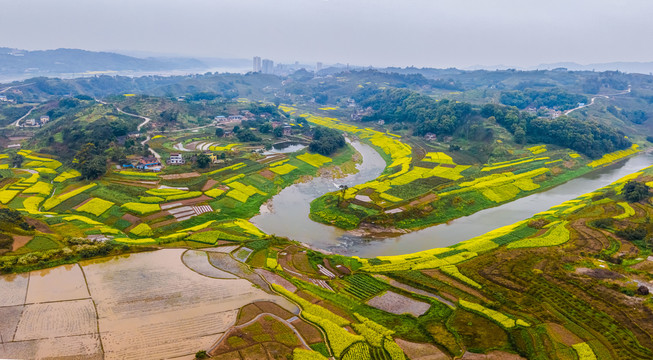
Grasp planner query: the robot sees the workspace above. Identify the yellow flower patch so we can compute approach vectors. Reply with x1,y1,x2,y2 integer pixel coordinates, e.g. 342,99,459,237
121,202,160,215
23,181,53,196
423,152,454,164
204,188,225,198
297,153,332,167
269,163,297,175
587,144,639,168
130,223,154,237
0,189,20,204
77,198,114,217
53,169,81,183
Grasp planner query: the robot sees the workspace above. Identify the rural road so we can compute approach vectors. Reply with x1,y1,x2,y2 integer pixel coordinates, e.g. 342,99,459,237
12,105,36,127
564,86,631,115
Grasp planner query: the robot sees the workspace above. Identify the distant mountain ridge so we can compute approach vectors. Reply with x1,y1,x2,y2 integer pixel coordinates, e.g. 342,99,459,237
464,61,653,74
0,47,207,77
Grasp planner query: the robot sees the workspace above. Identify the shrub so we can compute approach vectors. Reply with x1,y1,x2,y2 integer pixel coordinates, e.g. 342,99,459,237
623,180,650,202
616,226,647,241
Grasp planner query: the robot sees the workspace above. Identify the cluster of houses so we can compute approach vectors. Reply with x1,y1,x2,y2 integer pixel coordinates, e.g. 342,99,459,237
122,152,223,172
22,116,49,127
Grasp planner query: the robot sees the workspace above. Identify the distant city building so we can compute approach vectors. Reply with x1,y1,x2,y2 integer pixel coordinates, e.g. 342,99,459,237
316,62,323,72
253,56,262,72
262,59,274,74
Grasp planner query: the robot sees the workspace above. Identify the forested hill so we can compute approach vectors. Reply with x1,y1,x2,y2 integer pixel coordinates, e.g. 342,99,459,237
356,88,631,158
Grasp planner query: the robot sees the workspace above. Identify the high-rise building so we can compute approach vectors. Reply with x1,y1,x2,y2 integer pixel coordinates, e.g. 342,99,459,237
262,59,274,74
316,62,323,72
253,56,262,72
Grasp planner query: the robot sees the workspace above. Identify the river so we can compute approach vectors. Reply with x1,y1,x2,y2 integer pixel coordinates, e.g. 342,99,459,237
251,141,653,258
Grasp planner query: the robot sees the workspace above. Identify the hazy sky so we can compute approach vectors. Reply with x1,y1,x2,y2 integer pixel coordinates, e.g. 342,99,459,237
2,0,653,68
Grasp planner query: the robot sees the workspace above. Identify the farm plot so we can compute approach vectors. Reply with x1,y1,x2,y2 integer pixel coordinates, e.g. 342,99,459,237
182,250,238,279
25,264,90,303
0,273,29,306
13,299,98,341
0,334,102,360
81,249,297,360
342,274,387,300
366,291,431,317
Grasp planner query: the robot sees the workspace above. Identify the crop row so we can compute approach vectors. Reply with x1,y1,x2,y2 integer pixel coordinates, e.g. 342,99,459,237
459,299,529,329
506,221,570,249
440,265,482,289
587,144,639,168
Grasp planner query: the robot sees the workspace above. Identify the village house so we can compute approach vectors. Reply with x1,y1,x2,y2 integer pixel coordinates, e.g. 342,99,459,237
40,115,50,124
136,156,162,171
24,118,37,126
0,95,7,102
424,133,437,141
167,153,185,165
214,115,227,123
204,152,219,163
282,125,292,136
228,115,244,121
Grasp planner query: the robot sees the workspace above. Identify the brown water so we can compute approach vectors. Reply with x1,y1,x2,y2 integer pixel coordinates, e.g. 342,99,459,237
251,143,653,258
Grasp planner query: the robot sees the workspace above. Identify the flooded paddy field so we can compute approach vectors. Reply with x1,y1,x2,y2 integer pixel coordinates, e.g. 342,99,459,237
0,249,297,360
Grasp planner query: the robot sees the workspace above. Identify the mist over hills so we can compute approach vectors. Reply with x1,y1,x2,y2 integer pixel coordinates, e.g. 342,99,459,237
0,47,242,81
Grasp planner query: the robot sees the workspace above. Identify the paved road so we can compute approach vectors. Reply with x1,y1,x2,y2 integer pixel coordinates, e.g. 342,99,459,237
96,99,162,163
564,86,631,116
12,106,36,127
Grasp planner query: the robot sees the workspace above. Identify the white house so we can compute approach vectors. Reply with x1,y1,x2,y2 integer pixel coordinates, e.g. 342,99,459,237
167,153,185,165
40,115,50,124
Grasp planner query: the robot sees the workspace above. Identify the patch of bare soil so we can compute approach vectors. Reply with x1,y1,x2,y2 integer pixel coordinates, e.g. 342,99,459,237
160,172,201,180
575,267,624,280
545,322,584,346
259,169,275,180
25,218,52,233
12,235,33,251
461,350,525,359
395,338,449,360
120,213,141,225
202,179,219,191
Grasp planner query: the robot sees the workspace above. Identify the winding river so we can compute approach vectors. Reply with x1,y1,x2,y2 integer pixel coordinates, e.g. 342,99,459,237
251,141,653,258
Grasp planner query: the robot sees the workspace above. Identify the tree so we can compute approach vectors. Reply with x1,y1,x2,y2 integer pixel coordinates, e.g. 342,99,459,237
338,184,348,205
195,153,211,169
9,153,23,168
309,127,345,156
160,109,178,123
273,126,284,138
236,128,261,142
75,143,107,179
233,125,241,133
623,181,650,202
259,123,272,133
215,127,225,137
